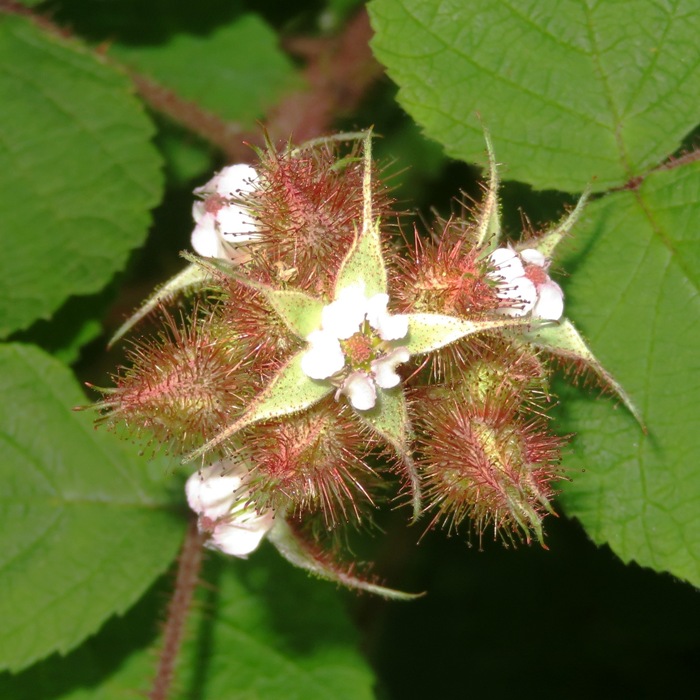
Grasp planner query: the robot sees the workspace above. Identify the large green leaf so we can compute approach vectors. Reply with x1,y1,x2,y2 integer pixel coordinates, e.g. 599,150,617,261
556,161,700,587
0,15,162,337
175,553,375,700
110,12,300,127
0,584,160,699
0,551,376,699
369,0,700,192
0,344,184,672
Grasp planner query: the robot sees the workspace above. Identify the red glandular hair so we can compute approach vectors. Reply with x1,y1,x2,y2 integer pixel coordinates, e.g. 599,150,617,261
413,383,565,545
96,310,253,456
247,141,394,297
238,397,380,527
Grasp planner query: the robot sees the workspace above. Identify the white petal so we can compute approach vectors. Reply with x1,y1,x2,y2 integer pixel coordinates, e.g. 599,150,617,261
520,248,547,267
208,508,275,558
365,293,389,327
489,247,525,283
372,347,410,389
193,173,219,198
192,200,206,224
341,372,377,410
366,293,409,341
214,164,259,197
532,280,564,321
301,330,345,379
497,276,537,316
191,213,222,258
185,464,243,520
322,284,368,339
217,204,259,239
377,312,409,341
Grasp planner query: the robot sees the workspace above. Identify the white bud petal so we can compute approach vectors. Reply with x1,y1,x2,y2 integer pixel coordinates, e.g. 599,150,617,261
520,248,547,267
217,204,259,239
191,213,221,258
213,164,258,197
372,347,410,389
301,330,345,379
489,247,525,283
532,280,564,321
186,464,243,520
341,372,377,410
497,276,537,316
207,508,275,558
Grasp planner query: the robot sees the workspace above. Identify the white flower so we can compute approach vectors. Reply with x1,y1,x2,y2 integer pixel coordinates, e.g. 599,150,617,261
301,283,410,410
488,246,564,321
191,164,260,259
186,461,274,558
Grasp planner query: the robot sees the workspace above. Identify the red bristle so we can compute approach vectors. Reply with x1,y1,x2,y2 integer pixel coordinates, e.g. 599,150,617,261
95,309,253,455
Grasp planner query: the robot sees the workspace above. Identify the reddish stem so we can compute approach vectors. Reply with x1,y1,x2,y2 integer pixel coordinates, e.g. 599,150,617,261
149,520,206,700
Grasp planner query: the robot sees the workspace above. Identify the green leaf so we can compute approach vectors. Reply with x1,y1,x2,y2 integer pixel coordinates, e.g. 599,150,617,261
0,15,163,337
110,12,300,127
180,552,377,699
557,161,700,586
12,292,109,366
369,0,700,191
0,583,160,699
0,550,379,699
0,344,184,672
187,352,333,461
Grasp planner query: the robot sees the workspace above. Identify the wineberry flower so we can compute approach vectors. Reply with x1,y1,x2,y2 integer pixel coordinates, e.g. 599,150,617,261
97,129,640,586
191,163,260,259
489,246,564,321
300,283,410,410
186,461,275,557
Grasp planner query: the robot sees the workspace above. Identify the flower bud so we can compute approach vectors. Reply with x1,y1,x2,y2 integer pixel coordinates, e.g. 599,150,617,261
96,312,252,454
415,384,564,544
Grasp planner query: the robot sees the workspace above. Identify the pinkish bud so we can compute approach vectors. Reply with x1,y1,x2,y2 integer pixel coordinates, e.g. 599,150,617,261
415,384,565,545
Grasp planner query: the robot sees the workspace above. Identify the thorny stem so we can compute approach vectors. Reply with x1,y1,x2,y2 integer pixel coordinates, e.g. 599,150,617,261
0,1,382,158
149,519,206,700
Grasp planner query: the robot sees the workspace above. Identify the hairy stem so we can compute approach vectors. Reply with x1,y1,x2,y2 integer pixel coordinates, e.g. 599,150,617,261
149,519,206,700
0,1,382,157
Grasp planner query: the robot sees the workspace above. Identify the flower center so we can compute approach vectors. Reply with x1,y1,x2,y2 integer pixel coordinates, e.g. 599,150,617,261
205,194,226,215
524,264,549,287
342,331,375,367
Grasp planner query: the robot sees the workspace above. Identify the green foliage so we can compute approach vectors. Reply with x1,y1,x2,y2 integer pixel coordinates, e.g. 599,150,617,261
0,344,184,672
0,15,163,337
175,554,375,699
369,0,700,191
110,13,301,126
0,553,376,699
557,161,700,586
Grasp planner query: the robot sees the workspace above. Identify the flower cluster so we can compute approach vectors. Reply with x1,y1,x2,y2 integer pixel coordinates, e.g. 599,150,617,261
98,131,635,596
